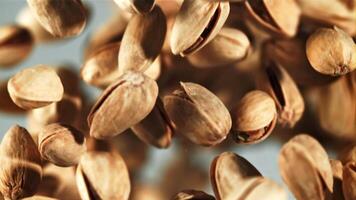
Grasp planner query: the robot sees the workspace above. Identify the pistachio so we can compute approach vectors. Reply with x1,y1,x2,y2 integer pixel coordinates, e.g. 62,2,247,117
232,90,277,144
279,134,334,200
164,82,232,146
88,71,158,139
0,125,42,200
119,6,166,75
131,97,174,148
172,190,215,200
342,162,356,200
76,151,130,200
243,0,301,37
113,0,155,14
8,65,64,110
0,80,25,114
306,27,356,76
256,62,304,127
38,123,86,167
0,25,33,67
170,0,230,56
26,0,87,37
187,27,250,68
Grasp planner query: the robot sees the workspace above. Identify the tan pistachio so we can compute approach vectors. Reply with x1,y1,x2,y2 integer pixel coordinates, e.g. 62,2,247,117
38,123,86,167
119,6,166,75
26,0,87,37
164,82,232,146
279,134,333,200
88,71,158,139
187,27,250,68
113,0,155,14
0,25,33,67
0,125,42,200
22,196,58,200
170,0,230,56
131,97,174,148
343,162,356,200
306,27,356,76
243,0,301,38
172,190,215,200
233,90,277,144
76,151,130,200
0,80,25,114
256,62,304,127
7,65,64,110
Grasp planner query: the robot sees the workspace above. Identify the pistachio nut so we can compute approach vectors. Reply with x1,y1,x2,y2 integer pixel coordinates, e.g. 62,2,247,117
172,190,215,200
0,25,33,67
164,82,232,146
0,80,25,114
0,125,42,200
119,6,166,75
279,134,333,200
343,162,356,200
113,0,155,14
8,65,64,110
38,123,86,167
233,90,277,144
76,151,131,200
243,0,301,37
88,71,158,139
26,0,87,37
131,97,174,148
306,27,356,76
170,0,230,56
187,27,250,68
256,62,304,127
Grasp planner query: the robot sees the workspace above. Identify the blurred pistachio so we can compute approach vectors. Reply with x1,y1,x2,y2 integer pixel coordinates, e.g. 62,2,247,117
0,25,33,67
172,190,215,200
119,6,166,75
8,65,64,110
88,71,158,139
170,0,230,56
306,27,356,76
279,134,333,200
164,82,232,146
243,0,301,37
27,0,87,37
343,162,356,200
113,0,155,14
0,80,25,114
76,151,130,200
233,90,277,144
256,62,304,127
0,125,42,200
187,27,250,68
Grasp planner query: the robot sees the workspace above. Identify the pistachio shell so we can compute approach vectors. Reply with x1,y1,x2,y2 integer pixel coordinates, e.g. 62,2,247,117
0,125,42,200
164,82,232,146
76,151,130,200
187,27,250,68
26,0,87,37
119,6,166,75
113,0,155,14
88,71,158,139
170,0,230,56
172,190,215,200
243,178,287,200
0,25,33,67
0,80,25,114
342,162,356,200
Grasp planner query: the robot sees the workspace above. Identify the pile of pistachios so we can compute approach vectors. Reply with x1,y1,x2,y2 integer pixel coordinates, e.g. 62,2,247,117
0,0,355,200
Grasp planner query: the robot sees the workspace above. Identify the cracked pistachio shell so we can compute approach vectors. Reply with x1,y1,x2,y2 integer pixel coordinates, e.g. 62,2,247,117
233,90,277,144
187,27,250,68
244,0,301,38
8,65,64,110
279,134,333,200
119,6,166,75
170,0,230,56
76,151,130,200
0,25,33,67
0,125,42,200
38,123,86,167
256,63,304,127
113,0,155,14
164,82,232,146
131,97,174,148
88,71,158,139
23,196,58,200
306,27,356,76
343,162,356,200
172,190,215,200
26,0,87,37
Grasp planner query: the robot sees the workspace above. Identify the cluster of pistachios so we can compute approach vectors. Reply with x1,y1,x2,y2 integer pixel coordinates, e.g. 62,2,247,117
0,0,355,199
